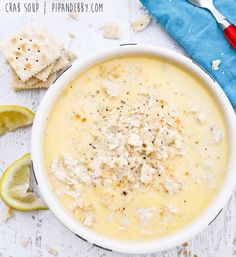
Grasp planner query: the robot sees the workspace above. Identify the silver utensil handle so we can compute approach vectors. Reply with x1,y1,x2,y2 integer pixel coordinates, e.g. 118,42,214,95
209,6,231,29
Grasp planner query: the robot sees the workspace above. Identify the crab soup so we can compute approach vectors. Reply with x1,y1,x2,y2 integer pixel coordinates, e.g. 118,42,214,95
44,55,228,240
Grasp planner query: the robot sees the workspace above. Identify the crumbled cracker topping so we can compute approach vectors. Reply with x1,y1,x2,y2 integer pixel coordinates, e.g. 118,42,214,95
137,207,156,224
52,86,186,196
210,125,223,143
119,217,130,230
103,79,121,97
83,215,95,227
164,204,178,214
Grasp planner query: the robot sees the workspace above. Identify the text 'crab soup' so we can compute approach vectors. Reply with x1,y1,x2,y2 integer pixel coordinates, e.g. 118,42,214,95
44,55,228,240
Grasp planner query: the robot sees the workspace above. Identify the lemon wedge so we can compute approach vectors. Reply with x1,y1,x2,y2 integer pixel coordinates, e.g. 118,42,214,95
0,153,48,211
0,105,34,136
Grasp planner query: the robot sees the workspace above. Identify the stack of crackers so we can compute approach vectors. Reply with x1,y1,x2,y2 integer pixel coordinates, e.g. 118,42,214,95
0,27,75,90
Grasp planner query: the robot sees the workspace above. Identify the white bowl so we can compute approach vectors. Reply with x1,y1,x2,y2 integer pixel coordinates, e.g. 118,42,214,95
31,45,236,254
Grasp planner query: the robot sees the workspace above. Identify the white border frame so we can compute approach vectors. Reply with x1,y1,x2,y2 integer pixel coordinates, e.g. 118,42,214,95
31,45,236,254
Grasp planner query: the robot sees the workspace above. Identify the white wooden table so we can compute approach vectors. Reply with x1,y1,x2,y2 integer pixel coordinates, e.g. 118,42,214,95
0,1,235,256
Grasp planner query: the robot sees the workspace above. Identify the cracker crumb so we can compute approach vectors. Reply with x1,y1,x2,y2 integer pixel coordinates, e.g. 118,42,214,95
164,204,178,214
140,164,155,183
210,125,223,143
20,239,30,248
137,207,156,224
211,59,221,70
83,215,95,227
102,23,121,40
180,249,189,255
2,206,14,222
128,133,143,147
68,32,76,39
103,79,121,97
65,51,76,62
68,11,79,20
118,217,130,231
131,15,151,32
45,245,58,256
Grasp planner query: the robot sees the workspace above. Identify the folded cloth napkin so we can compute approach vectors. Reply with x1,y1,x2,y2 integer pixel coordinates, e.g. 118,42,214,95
140,0,236,107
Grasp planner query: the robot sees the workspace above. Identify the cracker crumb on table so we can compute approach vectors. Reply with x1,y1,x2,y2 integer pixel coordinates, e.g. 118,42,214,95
1,206,14,222
180,249,189,255
211,59,221,70
102,23,121,40
68,11,79,20
45,245,58,256
131,15,151,32
68,32,76,39
20,239,30,248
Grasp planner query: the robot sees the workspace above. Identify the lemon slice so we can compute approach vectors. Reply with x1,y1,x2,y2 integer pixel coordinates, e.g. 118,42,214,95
0,105,34,136
0,153,48,211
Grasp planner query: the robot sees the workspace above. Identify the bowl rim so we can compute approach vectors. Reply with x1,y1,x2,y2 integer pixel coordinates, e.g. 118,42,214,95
31,44,236,254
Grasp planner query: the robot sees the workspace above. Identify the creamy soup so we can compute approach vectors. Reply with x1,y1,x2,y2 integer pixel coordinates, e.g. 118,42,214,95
44,55,228,240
